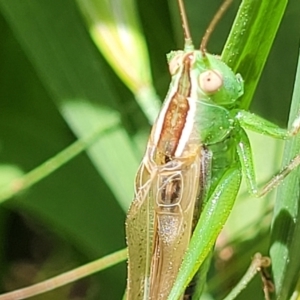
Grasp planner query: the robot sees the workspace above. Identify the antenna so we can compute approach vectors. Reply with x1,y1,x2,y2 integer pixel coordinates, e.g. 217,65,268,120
200,0,233,55
178,0,194,50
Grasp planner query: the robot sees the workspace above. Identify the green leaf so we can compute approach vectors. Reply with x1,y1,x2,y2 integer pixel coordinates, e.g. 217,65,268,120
222,0,288,109
76,0,161,123
270,51,300,299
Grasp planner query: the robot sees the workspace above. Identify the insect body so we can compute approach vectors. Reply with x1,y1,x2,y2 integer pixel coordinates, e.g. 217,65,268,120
126,43,245,298
126,1,300,299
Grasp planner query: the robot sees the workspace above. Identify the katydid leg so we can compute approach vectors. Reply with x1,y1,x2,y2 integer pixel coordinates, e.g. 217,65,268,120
235,111,300,197
236,110,300,138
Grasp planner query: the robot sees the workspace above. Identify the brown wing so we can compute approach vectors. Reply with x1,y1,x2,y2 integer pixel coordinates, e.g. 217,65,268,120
126,149,202,299
148,153,202,299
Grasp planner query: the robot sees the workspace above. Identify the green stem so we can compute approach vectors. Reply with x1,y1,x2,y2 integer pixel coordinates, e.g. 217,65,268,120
222,253,271,300
222,0,288,109
0,248,127,300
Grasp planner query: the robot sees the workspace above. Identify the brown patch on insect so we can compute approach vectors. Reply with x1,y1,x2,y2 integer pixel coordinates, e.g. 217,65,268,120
157,55,192,161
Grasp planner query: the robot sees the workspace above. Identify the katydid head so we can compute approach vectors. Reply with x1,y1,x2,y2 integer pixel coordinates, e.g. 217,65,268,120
197,53,244,106
167,50,243,107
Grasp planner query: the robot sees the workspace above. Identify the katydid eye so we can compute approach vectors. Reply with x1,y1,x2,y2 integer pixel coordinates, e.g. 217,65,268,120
199,70,223,93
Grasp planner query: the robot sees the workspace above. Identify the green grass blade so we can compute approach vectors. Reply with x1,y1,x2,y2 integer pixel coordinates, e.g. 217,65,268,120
222,0,288,109
0,248,127,300
270,50,300,299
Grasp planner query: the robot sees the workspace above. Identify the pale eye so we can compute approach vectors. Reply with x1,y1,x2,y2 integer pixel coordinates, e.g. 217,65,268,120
169,55,182,75
199,70,223,93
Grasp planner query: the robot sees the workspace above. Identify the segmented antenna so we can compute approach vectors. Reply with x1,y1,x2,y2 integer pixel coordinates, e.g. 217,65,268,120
200,0,233,55
178,0,194,50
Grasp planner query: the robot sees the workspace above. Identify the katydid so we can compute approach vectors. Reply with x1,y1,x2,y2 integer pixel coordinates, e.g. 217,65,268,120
126,0,300,299
0,1,299,300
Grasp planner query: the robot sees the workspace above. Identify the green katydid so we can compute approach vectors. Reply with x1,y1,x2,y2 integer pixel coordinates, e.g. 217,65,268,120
0,0,298,300
126,0,300,299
